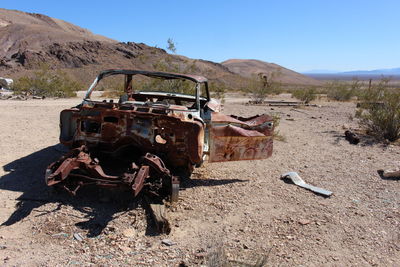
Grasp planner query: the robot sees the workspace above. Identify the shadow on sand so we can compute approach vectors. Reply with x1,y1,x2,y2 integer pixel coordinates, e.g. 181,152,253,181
0,145,246,237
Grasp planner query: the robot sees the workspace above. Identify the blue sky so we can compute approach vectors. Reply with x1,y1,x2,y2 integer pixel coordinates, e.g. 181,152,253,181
2,0,399,72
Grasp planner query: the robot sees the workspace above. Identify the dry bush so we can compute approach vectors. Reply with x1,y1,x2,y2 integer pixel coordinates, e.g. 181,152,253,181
209,81,226,102
272,114,286,142
356,78,400,141
326,79,361,101
13,64,81,97
247,71,282,103
292,87,317,103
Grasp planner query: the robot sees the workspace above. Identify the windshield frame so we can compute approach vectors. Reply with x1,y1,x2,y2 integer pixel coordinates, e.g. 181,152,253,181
84,69,210,104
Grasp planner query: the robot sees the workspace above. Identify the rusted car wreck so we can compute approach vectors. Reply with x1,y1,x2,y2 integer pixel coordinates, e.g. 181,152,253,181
45,70,274,203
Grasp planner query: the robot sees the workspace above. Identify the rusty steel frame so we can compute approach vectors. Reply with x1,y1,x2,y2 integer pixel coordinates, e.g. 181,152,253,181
45,69,274,202
46,146,176,198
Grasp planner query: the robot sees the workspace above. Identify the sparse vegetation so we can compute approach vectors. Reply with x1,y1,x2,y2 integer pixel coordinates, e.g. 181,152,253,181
13,64,81,97
209,81,226,102
166,38,177,54
272,114,286,142
356,78,400,141
292,87,317,103
326,79,361,101
247,71,282,103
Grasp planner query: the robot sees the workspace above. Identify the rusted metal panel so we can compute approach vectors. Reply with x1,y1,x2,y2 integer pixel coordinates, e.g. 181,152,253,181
208,113,274,162
45,146,175,199
47,69,274,206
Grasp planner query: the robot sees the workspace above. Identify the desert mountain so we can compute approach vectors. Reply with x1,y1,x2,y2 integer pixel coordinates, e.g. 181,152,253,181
222,59,322,86
0,8,316,89
0,8,242,87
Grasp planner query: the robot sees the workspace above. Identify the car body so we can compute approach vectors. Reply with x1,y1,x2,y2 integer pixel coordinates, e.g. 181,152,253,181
45,70,274,201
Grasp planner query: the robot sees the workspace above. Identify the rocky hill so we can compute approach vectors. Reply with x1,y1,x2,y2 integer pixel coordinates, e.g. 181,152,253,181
0,8,319,89
222,59,322,86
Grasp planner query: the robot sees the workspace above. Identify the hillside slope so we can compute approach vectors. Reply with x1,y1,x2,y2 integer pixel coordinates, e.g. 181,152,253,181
0,8,318,89
222,59,322,86
0,8,245,88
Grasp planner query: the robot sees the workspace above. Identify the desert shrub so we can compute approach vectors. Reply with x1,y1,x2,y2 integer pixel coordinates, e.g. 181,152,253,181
13,64,81,97
356,78,400,141
326,79,361,101
272,114,286,142
247,71,282,103
209,81,226,102
100,81,125,98
292,88,317,103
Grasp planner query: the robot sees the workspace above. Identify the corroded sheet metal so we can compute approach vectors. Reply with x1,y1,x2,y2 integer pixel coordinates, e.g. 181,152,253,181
45,146,175,198
209,113,274,162
281,172,333,197
60,103,205,168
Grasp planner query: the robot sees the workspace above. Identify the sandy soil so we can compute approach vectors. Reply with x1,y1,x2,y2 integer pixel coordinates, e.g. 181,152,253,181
0,95,399,266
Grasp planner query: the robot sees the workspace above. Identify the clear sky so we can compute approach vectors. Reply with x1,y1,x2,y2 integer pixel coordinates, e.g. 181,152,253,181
2,0,399,72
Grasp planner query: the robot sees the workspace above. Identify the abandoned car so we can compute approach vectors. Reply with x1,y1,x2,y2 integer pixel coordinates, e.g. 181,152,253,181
45,70,274,202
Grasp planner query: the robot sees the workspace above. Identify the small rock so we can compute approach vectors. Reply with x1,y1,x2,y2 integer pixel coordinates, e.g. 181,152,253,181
194,252,207,259
298,219,311,225
118,245,131,254
0,245,6,250
243,244,249,249
73,233,84,242
122,229,135,238
161,239,175,246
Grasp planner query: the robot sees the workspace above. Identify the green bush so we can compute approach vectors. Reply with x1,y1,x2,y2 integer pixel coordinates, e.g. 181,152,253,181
13,65,81,97
356,78,400,141
292,88,317,103
326,79,360,101
209,81,226,102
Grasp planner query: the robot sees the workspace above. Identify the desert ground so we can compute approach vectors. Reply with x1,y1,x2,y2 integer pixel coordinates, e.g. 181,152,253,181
0,94,399,266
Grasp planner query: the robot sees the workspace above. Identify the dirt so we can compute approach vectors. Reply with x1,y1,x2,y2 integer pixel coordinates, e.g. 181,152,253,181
0,95,399,266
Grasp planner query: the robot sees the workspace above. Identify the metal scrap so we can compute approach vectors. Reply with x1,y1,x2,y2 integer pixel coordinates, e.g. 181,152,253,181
378,169,400,179
281,172,333,197
45,69,275,233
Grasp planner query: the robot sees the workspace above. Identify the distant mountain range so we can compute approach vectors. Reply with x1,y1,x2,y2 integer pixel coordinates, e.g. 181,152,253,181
304,68,400,75
222,59,321,86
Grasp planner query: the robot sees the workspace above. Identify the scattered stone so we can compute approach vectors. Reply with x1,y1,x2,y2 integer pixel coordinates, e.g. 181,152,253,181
345,130,360,145
194,252,207,259
118,245,131,254
122,228,135,238
0,245,6,250
52,232,69,238
298,219,311,225
73,233,84,242
161,239,175,246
